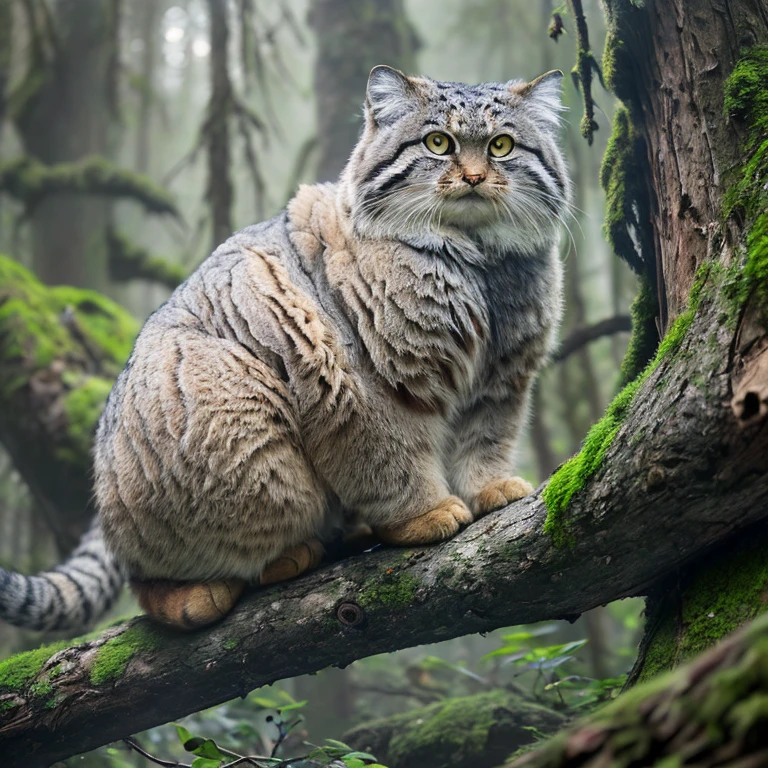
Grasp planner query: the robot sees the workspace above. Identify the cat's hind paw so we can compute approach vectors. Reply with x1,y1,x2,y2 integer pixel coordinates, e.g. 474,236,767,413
374,496,473,546
133,578,245,630
474,477,533,518
259,539,325,585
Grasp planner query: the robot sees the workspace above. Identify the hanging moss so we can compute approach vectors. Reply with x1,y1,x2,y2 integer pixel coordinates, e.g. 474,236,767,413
107,228,186,290
0,155,179,217
600,107,653,276
601,0,645,105
618,276,659,385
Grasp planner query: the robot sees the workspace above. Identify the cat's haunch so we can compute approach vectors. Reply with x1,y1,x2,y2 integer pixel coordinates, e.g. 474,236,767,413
90,66,569,629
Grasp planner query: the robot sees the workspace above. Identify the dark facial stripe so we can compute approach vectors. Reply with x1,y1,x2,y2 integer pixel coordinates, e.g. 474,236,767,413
514,142,565,194
362,138,423,184
501,160,561,212
369,156,426,198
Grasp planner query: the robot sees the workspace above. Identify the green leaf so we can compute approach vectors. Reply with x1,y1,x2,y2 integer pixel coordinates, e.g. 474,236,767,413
251,695,280,708
191,759,222,768
325,739,353,751
174,724,195,746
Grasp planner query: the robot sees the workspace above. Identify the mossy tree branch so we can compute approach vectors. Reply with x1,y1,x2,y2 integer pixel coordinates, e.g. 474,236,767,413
0,155,180,218
106,229,187,290
0,269,766,765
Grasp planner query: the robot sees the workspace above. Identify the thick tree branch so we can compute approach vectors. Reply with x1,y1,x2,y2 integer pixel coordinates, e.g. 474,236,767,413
552,315,631,362
1,286,766,766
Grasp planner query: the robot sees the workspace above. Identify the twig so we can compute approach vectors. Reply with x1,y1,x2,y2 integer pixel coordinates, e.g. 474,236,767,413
553,315,632,362
123,737,192,768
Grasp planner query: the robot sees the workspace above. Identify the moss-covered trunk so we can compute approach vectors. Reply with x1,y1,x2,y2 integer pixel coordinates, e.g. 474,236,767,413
0,256,136,551
308,0,420,181
597,0,768,679
13,0,117,290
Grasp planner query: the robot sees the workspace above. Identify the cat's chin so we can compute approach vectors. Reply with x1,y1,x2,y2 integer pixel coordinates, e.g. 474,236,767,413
439,196,501,227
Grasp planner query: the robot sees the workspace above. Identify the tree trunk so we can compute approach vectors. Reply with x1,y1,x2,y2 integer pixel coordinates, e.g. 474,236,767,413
598,0,768,678
14,0,117,291
308,0,420,181
206,0,234,249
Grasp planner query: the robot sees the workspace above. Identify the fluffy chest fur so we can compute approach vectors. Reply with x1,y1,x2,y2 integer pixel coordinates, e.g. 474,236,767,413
288,183,560,416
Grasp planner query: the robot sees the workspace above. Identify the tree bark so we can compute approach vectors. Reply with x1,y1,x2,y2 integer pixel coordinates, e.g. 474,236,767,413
0,281,766,763
599,0,768,678
308,0,420,181
14,0,117,291
206,0,234,250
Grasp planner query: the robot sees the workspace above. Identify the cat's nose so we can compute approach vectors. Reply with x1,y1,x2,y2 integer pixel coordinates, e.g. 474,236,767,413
462,172,486,187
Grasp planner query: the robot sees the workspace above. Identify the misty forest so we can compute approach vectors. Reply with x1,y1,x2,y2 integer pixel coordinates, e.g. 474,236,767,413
0,0,767,766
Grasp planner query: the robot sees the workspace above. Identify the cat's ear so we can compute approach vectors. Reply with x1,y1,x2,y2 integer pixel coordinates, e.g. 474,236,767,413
521,70,566,116
366,65,418,126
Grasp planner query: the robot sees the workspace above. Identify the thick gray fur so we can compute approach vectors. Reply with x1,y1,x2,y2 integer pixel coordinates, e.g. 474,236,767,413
0,66,569,629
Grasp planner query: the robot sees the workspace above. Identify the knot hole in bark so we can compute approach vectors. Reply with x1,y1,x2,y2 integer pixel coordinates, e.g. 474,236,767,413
336,601,365,628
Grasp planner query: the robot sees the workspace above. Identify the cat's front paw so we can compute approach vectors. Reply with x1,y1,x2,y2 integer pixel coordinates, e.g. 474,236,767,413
374,496,473,546
474,477,533,518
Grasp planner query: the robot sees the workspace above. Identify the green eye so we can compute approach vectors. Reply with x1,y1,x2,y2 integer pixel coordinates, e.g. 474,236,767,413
424,132,453,155
489,134,515,158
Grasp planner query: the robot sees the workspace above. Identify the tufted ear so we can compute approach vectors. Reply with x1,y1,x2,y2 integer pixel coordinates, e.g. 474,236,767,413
521,70,566,114
366,65,418,126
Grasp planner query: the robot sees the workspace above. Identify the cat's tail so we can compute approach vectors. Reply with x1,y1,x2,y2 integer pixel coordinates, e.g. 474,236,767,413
0,521,125,632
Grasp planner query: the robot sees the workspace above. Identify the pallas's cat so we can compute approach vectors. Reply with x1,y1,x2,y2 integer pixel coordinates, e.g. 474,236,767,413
3,66,570,631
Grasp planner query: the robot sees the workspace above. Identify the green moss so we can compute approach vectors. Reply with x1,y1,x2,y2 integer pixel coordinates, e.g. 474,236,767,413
600,107,651,276
358,572,418,609
619,276,659,386
0,256,137,388
543,276,703,547
0,641,69,693
379,691,561,766
29,680,53,698
722,46,768,311
89,624,161,686
60,377,114,467
0,155,178,217
601,1,644,104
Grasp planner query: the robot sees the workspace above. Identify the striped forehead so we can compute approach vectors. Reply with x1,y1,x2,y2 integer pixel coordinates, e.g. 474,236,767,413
428,81,513,137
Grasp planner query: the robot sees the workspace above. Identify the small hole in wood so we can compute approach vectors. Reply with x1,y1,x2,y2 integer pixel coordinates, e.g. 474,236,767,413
337,602,365,627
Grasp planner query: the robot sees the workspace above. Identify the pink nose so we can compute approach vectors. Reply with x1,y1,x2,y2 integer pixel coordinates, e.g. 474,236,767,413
462,172,486,187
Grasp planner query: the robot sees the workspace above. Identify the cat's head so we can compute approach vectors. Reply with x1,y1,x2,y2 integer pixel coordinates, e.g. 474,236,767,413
341,66,570,254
